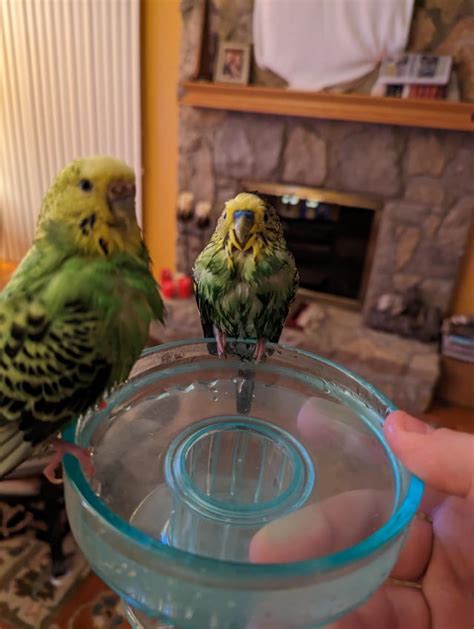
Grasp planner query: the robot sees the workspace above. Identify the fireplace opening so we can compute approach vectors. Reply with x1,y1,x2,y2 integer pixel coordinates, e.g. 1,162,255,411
243,182,382,309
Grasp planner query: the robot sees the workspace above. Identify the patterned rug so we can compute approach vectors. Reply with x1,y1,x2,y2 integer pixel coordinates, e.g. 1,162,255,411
0,532,129,628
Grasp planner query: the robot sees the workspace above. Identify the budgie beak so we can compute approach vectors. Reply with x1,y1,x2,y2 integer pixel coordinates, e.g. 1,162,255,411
233,210,255,247
107,179,136,216
107,180,136,202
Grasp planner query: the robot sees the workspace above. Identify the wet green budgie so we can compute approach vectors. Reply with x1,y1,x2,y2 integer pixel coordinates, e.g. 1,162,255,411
193,192,298,410
0,156,164,482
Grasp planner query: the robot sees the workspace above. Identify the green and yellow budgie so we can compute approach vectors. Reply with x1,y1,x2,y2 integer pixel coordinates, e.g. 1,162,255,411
0,156,164,482
193,192,298,362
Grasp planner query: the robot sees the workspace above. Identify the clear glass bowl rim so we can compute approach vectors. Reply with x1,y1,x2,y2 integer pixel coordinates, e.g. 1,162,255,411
63,338,424,580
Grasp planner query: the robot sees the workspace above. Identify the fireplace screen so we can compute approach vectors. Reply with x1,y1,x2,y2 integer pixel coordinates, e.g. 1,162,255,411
243,182,382,308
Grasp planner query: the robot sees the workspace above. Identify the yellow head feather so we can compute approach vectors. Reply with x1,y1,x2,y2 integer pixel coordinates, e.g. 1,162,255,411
215,192,282,264
224,192,266,217
37,156,142,258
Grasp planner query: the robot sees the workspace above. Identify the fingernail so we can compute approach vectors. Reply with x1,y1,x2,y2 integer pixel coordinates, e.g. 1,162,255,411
390,412,434,435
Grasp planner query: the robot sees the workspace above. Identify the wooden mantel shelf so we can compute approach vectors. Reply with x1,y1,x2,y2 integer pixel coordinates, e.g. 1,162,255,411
180,81,474,132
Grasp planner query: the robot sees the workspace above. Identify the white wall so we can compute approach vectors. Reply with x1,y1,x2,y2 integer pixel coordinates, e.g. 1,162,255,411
1,0,142,261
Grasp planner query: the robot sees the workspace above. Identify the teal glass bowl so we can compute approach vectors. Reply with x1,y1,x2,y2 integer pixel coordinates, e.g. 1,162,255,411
62,340,423,628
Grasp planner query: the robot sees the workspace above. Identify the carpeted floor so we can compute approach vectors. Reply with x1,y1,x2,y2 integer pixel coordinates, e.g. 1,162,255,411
0,531,129,628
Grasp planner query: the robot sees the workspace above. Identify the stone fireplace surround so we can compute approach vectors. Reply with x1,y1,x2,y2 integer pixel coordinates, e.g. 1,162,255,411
167,5,474,414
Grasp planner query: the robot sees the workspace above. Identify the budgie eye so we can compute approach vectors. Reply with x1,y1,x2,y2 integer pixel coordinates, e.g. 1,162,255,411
223,212,227,220
79,179,93,192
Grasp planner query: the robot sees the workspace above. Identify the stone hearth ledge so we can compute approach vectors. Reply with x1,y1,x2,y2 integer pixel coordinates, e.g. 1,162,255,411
150,299,439,414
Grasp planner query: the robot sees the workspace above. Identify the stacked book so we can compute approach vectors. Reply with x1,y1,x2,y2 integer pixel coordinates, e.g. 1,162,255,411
441,315,474,363
385,83,448,99
373,53,458,101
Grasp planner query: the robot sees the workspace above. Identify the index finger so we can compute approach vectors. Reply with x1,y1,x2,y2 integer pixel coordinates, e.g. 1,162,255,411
384,412,474,502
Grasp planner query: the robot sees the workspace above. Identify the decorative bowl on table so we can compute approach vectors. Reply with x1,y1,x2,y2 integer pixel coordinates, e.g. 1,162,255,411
62,340,423,629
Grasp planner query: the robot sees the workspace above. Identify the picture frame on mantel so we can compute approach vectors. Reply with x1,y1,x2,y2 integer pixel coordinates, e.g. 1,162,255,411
214,41,251,85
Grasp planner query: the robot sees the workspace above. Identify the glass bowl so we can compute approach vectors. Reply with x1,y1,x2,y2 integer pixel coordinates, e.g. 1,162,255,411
62,340,423,629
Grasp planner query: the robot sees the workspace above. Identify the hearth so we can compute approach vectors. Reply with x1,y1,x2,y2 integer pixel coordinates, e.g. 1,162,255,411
243,181,381,309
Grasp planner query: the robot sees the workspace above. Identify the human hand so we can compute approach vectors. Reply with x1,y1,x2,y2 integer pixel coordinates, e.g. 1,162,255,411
250,410,474,628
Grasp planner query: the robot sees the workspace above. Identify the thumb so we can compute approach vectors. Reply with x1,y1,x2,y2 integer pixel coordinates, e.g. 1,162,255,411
384,411,474,501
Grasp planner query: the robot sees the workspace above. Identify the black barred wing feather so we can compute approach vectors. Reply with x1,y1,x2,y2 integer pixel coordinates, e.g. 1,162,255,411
0,297,112,476
193,279,220,356
193,283,215,339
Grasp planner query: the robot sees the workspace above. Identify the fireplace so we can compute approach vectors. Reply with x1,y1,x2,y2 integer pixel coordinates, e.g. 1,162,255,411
243,181,381,309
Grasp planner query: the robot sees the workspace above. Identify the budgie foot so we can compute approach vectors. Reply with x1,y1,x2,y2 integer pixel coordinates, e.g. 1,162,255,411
43,439,95,485
214,326,227,358
254,339,266,362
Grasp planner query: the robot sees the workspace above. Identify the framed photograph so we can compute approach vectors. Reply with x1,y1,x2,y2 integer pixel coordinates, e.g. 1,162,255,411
214,41,251,85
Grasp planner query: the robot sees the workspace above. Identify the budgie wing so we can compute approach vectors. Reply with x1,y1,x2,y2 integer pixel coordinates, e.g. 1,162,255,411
0,296,112,476
193,281,216,339
255,256,299,343
193,246,227,339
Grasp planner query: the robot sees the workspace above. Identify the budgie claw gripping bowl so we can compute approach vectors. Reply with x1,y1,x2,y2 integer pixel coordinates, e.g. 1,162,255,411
63,340,423,629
